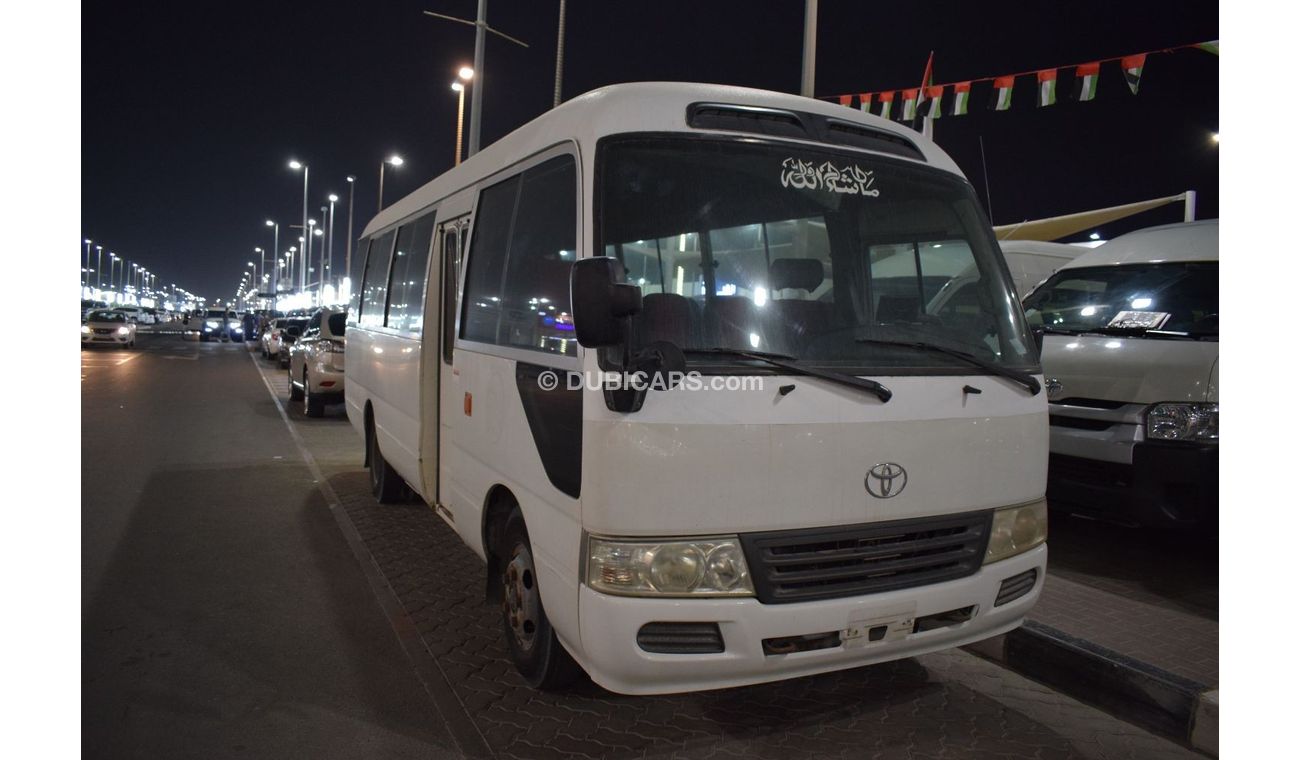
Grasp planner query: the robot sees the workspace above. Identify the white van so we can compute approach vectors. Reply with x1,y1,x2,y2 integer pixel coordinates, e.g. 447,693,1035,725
998,241,1083,299
1022,220,1217,528
345,82,1048,694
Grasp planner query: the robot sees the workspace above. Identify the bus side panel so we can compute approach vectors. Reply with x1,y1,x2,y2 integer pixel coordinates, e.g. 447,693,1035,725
441,348,583,648
369,331,425,500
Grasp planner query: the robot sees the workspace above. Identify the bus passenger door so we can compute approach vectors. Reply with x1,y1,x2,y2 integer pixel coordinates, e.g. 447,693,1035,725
433,217,469,514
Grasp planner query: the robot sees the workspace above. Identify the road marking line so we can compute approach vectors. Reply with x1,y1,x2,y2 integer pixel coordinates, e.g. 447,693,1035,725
249,351,489,758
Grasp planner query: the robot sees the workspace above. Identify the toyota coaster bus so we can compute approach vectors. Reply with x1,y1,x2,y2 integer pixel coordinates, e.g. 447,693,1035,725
345,82,1048,694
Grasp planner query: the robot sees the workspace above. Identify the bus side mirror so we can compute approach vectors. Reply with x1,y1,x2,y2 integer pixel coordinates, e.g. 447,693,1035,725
570,257,642,348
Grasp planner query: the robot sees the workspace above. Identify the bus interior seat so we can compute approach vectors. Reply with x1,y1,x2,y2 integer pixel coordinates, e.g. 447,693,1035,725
768,258,833,344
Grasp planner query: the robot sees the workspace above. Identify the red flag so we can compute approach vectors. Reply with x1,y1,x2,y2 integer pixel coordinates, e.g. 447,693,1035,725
838,95,853,107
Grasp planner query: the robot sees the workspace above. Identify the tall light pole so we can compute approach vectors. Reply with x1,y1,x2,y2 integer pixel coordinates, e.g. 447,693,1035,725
327,194,338,292
266,219,279,307
800,0,818,97
109,253,119,298
452,82,467,165
314,227,325,302
289,159,309,291
422,6,528,159
378,155,404,213
345,176,356,285
83,239,92,289
95,245,104,290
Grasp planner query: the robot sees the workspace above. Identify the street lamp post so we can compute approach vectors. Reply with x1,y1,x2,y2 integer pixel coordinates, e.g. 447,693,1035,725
96,246,104,290
289,160,309,291
378,155,403,213
266,220,279,308
345,176,356,287
83,239,92,289
327,194,338,293
109,253,119,299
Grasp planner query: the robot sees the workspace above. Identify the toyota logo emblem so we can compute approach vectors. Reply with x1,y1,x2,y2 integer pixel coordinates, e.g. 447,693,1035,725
866,463,907,499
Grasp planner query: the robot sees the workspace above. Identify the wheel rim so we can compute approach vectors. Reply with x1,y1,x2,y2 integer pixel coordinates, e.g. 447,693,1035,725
503,544,541,652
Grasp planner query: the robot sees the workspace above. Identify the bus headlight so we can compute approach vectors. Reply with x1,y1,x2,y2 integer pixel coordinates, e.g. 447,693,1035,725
984,500,1047,565
1146,403,1218,442
587,536,755,597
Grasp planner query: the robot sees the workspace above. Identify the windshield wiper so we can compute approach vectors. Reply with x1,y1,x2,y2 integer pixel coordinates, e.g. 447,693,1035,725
854,338,1041,395
687,348,892,403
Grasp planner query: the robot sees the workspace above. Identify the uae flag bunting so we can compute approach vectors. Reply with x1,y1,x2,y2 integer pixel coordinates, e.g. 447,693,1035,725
900,88,919,121
1073,62,1100,101
838,94,853,107
925,85,944,119
1196,40,1219,56
991,75,1014,111
950,81,971,115
1037,69,1058,107
877,91,895,119
858,93,873,113
1122,53,1146,94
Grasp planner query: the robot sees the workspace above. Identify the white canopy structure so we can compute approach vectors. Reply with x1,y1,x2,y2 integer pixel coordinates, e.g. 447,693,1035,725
992,191,1197,241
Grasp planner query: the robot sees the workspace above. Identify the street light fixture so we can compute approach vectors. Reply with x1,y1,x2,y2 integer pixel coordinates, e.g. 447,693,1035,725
378,154,404,213
345,176,356,287
327,194,338,293
83,239,93,289
289,159,309,291
95,245,104,289
265,219,280,306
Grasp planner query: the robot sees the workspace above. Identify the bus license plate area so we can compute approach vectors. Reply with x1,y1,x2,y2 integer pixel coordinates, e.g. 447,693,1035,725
842,604,916,648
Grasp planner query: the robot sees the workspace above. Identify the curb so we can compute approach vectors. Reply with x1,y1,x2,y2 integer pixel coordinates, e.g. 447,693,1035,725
966,620,1218,755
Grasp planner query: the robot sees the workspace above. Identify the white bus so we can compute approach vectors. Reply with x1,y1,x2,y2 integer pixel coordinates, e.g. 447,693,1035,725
345,82,1048,695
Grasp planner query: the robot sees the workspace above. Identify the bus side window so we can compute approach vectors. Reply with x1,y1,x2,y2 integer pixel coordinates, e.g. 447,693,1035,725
348,237,371,322
359,229,397,329
441,221,465,364
386,213,436,333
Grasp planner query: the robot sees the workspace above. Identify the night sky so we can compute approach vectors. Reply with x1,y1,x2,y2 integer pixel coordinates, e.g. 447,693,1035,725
82,0,1218,301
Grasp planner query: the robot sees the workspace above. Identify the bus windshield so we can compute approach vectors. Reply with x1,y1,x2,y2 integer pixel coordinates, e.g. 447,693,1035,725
597,137,1036,372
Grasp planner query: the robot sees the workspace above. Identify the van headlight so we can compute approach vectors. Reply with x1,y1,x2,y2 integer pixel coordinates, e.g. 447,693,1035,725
984,500,1048,565
1146,403,1218,442
587,536,754,597
205,320,220,329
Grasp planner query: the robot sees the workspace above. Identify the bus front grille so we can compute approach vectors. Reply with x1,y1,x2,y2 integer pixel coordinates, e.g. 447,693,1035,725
739,512,993,604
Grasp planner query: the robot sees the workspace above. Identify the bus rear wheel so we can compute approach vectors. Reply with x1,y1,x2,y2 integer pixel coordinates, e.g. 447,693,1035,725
499,508,580,691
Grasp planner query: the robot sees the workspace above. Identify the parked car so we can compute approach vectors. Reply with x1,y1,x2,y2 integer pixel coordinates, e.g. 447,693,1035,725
81,309,136,348
998,241,1085,299
113,306,157,325
1022,219,1218,530
274,318,308,367
82,299,110,321
261,317,303,361
288,307,346,417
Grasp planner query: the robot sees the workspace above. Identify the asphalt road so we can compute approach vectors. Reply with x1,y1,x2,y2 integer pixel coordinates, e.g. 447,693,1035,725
81,336,456,758
83,334,1202,759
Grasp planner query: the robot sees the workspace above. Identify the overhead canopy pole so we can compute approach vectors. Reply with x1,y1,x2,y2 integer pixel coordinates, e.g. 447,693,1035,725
800,0,817,97
992,192,1197,241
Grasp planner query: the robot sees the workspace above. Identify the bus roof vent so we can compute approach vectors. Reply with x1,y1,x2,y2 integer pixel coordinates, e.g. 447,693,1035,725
686,103,927,162
824,119,926,161
687,103,810,140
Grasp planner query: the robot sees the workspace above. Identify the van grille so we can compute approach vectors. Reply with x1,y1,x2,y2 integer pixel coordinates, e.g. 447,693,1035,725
739,512,993,604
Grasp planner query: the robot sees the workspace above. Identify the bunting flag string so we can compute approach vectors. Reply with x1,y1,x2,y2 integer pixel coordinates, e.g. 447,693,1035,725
1074,62,1100,101
825,39,1216,117
1037,69,1058,107
950,81,971,116
877,90,895,119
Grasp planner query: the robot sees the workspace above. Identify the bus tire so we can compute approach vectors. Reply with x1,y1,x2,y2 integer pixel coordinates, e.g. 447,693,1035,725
367,418,405,504
499,508,581,691
304,371,324,417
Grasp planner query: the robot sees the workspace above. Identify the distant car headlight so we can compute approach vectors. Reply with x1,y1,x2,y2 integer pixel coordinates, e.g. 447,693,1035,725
81,325,91,334
984,500,1048,565
1146,403,1218,442
116,326,130,335
205,320,220,329
586,535,754,597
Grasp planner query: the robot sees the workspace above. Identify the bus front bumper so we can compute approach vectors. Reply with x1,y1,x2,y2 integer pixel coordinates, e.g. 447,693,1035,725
573,544,1045,695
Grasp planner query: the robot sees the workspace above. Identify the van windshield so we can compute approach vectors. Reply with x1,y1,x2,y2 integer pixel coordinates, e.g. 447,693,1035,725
1022,262,1218,337
597,137,1035,372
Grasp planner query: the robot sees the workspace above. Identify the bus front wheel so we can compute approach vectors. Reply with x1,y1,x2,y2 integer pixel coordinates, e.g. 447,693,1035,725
367,418,406,504
499,508,581,691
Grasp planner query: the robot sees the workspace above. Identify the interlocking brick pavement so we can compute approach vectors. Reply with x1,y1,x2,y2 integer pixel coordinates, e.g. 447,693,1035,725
326,468,1198,760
